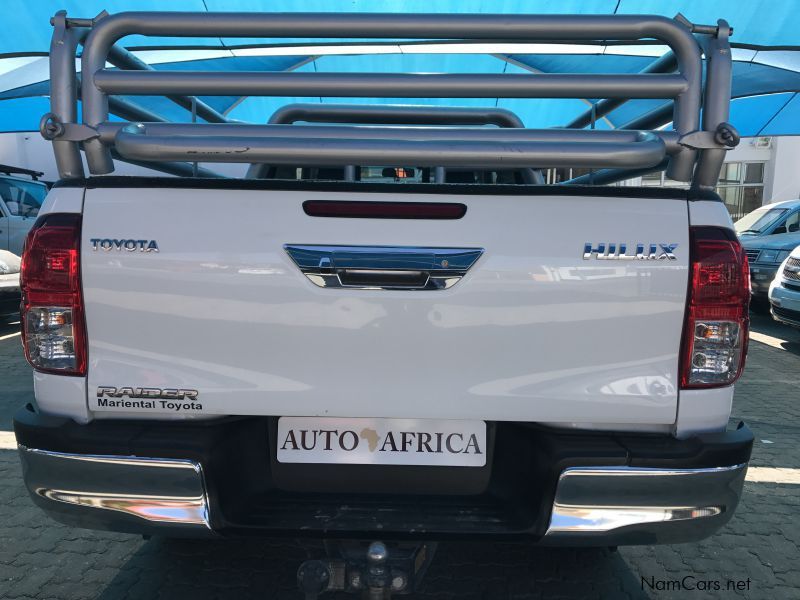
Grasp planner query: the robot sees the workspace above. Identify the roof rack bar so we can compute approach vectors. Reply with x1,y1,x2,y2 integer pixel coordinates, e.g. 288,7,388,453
92,71,689,99
113,126,667,170
566,51,678,129
79,12,702,177
0,164,45,180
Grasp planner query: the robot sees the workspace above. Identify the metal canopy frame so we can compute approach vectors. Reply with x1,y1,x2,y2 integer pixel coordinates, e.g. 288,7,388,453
44,10,738,189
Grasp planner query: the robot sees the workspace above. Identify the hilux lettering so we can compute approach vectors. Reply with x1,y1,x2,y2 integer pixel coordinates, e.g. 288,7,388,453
583,242,678,260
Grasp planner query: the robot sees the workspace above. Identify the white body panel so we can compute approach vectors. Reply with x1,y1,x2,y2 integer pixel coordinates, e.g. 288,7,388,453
80,187,690,426
39,186,84,215
34,372,90,424
689,200,735,228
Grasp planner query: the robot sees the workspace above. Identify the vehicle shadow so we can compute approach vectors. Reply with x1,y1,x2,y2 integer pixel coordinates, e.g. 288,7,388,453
777,340,800,356
95,537,650,599
749,311,800,355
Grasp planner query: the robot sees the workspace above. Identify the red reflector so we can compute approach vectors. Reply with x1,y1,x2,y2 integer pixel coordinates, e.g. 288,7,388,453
303,200,467,219
46,249,74,273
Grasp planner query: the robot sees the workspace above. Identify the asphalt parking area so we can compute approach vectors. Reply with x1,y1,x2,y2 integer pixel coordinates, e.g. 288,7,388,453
0,313,798,600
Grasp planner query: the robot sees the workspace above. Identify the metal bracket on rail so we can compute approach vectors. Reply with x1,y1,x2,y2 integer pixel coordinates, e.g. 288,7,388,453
678,123,740,150
40,113,99,142
674,13,734,37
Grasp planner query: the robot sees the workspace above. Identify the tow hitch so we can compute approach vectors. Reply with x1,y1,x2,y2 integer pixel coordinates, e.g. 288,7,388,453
297,541,436,599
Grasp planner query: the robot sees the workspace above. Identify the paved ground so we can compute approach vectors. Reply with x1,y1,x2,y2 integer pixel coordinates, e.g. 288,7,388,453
0,312,798,600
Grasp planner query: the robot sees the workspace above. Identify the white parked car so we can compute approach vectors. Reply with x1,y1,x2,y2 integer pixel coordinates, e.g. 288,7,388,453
768,244,800,327
0,249,21,320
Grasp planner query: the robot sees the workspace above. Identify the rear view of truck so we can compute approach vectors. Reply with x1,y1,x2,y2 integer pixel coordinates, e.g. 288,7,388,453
15,11,752,597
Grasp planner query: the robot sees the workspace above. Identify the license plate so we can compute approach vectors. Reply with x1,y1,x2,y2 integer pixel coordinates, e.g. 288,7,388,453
276,417,486,467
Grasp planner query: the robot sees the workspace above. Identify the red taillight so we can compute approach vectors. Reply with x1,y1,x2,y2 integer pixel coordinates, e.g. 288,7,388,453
680,226,749,389
20,213,86,376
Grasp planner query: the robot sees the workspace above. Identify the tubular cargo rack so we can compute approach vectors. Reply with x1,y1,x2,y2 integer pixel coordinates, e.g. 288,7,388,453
42,11,740,188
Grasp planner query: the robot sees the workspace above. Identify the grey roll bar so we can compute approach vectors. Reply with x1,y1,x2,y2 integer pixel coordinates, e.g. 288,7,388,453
569,20,735,190
47,11,224,180
91,71,691,99
49,12,83,179
97,123,674,180
248,103,539,182
77,12,702,178
267,104,526,128
44,10,738,188
94,123,680,151
692,20,735,190
113,125,667,170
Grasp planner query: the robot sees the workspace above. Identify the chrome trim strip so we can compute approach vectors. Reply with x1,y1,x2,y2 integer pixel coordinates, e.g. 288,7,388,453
556,464,747,478
22,447,203,471
36,489,209,526
547,505,724,533
545,463,747,537
18,444,211,530
285,244,483,290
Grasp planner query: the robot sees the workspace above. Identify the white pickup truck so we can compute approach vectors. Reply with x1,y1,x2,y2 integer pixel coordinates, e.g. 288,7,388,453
15,10,752,597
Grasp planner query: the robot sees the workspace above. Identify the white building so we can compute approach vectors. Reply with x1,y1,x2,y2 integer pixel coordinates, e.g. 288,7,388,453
632,136,800,220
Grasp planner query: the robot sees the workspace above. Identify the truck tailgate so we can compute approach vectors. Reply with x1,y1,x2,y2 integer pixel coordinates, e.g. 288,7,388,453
81,186,689,425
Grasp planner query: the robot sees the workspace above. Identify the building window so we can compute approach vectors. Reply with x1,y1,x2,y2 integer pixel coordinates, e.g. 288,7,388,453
635,171,690,189
715,161,765,220
544,167,596,184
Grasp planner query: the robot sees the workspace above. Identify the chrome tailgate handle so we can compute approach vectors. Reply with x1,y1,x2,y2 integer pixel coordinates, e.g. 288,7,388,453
284,245,483,290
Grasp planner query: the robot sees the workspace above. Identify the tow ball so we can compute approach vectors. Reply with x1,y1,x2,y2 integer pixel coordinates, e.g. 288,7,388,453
297,540,436,599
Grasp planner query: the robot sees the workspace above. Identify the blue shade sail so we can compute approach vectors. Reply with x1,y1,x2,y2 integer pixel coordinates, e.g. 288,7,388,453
0,1,799,134
4,0,799,52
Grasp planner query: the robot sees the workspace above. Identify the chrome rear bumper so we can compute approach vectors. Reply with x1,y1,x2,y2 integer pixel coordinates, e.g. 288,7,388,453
18,445,213,537
14,407,752,544
544,463,747,545
17,445,747,544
